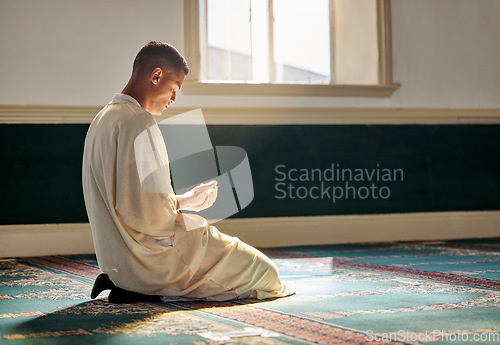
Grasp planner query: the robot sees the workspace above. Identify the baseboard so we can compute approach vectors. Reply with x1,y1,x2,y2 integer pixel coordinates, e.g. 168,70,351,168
0,223,95,258
1,211,499,258
219,211,500,248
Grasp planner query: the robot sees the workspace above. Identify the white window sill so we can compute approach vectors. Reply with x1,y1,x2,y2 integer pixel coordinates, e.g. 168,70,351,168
181,81,400,98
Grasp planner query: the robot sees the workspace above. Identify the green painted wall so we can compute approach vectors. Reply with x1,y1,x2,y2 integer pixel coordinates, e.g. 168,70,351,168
0,124,499,225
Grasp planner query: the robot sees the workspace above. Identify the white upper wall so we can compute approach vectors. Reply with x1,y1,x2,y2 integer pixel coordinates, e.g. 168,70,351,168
390,0,500,108
0,0,184,106
0,0,499,108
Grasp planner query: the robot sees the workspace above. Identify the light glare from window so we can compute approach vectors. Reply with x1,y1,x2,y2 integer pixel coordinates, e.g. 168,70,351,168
207,0,252,81
273,0,330,83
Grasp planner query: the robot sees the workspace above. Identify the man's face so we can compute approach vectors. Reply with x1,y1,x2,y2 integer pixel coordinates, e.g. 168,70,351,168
150,69,186,115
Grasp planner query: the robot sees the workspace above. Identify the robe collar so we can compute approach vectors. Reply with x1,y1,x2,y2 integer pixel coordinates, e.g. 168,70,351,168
112,93,141,107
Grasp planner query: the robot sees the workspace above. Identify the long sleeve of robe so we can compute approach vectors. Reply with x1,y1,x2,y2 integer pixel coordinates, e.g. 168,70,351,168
82,94,291,300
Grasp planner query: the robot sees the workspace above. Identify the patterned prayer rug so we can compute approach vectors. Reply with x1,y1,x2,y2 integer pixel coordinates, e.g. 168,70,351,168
1,239,499,344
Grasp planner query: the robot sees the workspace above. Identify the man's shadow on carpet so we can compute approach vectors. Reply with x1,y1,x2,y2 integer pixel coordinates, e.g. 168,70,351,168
12,297,274,340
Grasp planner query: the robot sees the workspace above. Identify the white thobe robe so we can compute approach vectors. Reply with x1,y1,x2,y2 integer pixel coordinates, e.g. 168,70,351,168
82,94,290,300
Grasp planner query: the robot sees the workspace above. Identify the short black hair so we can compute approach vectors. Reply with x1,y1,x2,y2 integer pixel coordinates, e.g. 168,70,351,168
132,41,189,76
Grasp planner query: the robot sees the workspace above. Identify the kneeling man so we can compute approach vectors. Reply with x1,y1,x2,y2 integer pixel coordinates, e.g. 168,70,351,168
82,41,291,303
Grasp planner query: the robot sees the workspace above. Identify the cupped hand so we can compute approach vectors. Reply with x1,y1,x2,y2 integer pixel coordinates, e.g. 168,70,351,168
176,180,218,212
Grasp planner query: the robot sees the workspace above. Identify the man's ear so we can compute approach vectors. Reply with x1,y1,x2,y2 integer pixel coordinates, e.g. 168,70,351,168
151,67,163,85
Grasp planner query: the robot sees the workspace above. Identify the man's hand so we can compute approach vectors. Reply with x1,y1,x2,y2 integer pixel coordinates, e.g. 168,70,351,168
176,181,218,212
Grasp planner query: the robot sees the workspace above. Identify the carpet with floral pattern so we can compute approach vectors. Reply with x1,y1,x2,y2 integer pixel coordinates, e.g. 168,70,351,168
1,238,499,344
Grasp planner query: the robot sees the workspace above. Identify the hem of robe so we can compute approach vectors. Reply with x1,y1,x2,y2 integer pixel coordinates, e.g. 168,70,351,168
159,287,294,303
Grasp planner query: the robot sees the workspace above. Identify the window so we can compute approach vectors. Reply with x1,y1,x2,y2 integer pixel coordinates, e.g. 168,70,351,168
183,0,399,97
204,0,330,84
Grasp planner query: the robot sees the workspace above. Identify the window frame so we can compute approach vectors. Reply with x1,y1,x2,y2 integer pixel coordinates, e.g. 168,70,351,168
183,0,399,97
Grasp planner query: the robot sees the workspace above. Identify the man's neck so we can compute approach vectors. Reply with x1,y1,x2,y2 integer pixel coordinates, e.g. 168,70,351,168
121,80,149,111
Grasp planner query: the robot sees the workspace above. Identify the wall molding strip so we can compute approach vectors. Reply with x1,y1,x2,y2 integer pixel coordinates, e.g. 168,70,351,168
1,105,500,125
1,211,499,258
